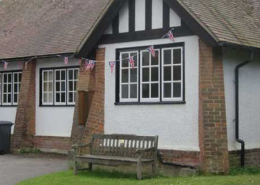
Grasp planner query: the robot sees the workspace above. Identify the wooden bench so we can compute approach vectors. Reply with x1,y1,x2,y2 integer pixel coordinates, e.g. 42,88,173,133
72,134,159,180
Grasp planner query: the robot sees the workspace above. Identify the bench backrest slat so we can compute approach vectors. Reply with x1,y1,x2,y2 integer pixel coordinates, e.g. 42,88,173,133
90,134,158,159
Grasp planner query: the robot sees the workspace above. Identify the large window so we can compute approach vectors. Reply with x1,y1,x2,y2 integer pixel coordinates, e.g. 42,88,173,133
116,44,184,104
41,67,79,106
0,71,22,106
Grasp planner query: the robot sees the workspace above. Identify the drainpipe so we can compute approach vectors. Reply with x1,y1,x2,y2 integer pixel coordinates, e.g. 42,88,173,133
234,51,254,167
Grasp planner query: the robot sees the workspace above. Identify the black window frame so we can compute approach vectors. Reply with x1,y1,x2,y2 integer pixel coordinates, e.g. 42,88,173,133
115,42,186,105
39,66,80,107
0,70,22,107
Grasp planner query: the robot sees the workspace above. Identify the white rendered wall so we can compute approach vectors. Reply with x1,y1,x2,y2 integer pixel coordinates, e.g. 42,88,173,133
152,0,163,29
99,36,200,151
0,62,20,134
119,0,129,33
223,49,260,151
35,58,78,137
135,0,146,31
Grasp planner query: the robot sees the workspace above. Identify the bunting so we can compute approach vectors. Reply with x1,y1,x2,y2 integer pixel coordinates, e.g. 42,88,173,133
108,61,116,74
147,46,156,58
128,56,135,69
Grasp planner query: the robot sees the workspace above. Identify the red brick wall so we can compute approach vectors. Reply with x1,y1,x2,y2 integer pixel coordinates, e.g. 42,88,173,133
34,136,71,151
229,149,260,168
12,60,36,149
160,149,200,167
199,40,229,174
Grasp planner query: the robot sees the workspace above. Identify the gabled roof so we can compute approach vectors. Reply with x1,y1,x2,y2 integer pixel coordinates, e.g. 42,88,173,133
0,0,112,60
1,0,260,60
177,0,260,49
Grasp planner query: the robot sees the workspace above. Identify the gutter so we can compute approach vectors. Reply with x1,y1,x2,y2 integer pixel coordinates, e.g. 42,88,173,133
234,51,254,167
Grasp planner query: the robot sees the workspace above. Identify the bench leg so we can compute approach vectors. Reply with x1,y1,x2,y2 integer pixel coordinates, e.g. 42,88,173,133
137,161,142,180
152,161,157,175
73,160,78,175
89,163,93,171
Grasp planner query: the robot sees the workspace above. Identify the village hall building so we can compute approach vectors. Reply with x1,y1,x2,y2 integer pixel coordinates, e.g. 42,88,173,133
0,0,259,174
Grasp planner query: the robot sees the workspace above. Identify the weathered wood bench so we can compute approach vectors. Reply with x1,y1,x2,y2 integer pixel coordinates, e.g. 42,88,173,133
72,134,159,180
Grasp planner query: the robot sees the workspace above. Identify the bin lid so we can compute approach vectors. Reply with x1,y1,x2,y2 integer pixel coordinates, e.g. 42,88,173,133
0,121,13,125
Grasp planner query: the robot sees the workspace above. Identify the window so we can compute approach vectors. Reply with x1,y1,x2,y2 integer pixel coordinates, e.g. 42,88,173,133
117,44,184,104
41,67,79,106
13,72,22,105
120,51,138,102
0,71,22,106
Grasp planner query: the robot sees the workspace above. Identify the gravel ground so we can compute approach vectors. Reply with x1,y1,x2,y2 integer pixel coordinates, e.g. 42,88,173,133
0,154,68,185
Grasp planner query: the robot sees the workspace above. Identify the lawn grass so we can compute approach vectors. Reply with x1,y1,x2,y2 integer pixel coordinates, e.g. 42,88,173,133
17,169,260,185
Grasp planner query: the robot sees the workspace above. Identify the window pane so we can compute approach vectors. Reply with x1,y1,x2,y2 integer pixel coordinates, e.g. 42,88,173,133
56,82,60,91
164,50,172,64
56,93,60,102
69,70,73,79
49,83,53,91
43,72,48,81
130,69,137,82
8,74,11,82
74,70,79,79
173,49,181,64
61,82,66,91
14,94,17,103
122,69,129,83
142,52,149,66
61,71,66,80
122,53,129,67
151,67,158,82
8,94,11,102
69,82,73,91
122,85,128,99
151,83,159,98
56,71,60,80
69,92,73,102
173,83,181,98
49,93,53,102
164,67,171,81
61,93,66,102
14,74,18,82
142,68,149,82
14,84,18,92
8,84,11,92
142,84,149,98
173,66,181,80
164,83,171,98
151,51,159,65
130,84,137,98
49,72,53,80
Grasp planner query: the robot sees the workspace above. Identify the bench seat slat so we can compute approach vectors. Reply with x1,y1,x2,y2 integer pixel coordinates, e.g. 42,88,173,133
76,155,154,163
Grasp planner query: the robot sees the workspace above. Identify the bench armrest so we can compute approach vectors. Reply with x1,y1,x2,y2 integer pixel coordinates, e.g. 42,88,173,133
136,147,157,154
71,143,92,150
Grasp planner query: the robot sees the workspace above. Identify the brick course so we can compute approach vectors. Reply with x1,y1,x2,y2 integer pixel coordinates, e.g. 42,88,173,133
198,40,229,173
229,149,260,168
34,136,71,151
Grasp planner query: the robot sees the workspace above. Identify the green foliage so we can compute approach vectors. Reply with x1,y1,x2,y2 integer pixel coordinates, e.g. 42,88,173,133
229,167,260,176
17,148,41,154
17,170,260,185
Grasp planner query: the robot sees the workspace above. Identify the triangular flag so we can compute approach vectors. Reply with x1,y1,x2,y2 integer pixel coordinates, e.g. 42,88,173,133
128,56,135,69
147,46,156,58
108,61,116,74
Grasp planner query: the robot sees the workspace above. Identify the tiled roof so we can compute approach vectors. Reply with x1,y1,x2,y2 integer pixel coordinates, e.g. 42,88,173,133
0,0,112,60
178,0,260,49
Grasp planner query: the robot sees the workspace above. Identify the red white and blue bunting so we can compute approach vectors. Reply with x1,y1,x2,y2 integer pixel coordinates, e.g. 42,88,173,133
1,29,174,71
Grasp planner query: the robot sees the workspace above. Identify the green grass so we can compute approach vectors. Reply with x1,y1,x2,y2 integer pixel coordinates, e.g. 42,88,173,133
17,169,260,185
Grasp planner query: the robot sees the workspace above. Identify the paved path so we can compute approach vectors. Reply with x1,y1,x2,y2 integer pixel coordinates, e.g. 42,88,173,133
0,154,68,185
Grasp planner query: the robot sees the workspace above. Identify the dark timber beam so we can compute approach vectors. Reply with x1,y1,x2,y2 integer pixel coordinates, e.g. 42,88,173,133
77,0,127,57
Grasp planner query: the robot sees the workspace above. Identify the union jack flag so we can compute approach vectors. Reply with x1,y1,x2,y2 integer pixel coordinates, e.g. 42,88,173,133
128,56,135,69
147,46,156,58
85,59,89,70
166,30,175,42
89,60,96,70
25,61,28,69
64,57,69,65
78,58,83,66
18,61,23,69
3,61,8,70
108,61,116,74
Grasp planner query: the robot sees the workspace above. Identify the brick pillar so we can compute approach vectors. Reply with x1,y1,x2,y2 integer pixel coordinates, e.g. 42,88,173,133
71,59,96,145
199,40,229,174
12,60,36,149
71,48,105,145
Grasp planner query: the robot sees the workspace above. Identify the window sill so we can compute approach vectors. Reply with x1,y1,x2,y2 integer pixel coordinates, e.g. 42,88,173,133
114,101,186,106
0,105,18,107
